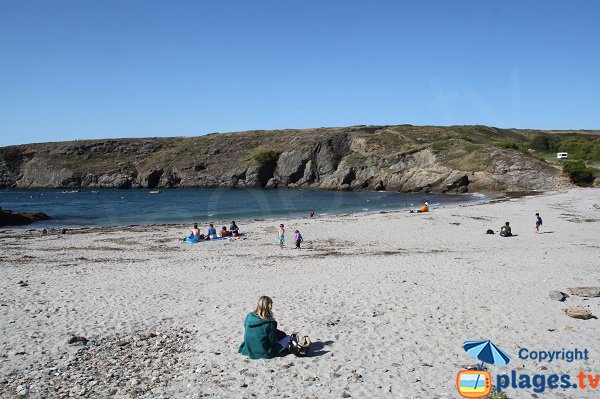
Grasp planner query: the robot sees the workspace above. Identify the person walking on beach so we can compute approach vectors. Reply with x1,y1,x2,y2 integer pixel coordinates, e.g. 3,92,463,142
294,229,303,249
535,213,543,234
278,224,285,249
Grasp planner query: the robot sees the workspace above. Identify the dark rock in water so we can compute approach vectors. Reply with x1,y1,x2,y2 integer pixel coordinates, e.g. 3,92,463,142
567,287,600,298
0,209,51,227
549,291,568,302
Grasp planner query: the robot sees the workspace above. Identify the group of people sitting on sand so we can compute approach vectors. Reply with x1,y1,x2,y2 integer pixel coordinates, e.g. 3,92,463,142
187,221,241,241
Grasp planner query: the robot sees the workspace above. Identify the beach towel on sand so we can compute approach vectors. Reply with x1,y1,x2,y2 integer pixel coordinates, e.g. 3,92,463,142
184,235,200,244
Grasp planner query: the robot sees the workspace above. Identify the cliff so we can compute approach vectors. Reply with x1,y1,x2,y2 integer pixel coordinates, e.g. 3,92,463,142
0,125,585,193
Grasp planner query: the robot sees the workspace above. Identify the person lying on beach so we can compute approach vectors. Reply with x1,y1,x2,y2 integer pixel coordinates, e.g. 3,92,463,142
239,296,291,359
500,222,512,237
278,224,285,248
207,224,217,239
409,201,429,213
230,221,239,236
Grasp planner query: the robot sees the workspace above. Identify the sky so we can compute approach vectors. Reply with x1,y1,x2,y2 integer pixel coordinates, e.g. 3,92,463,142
0,0,599,146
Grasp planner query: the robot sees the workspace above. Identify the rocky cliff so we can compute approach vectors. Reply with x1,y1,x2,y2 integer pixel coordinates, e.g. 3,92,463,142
0,125,577,193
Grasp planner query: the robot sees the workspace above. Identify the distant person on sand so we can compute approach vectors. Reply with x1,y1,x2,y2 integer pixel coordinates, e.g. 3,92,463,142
207,224,217,239
184,223,204,242
220,226,230,237
410,201,429,213
230,221,239,236
535,213,543,234
239,296,290,359
278,224,285,249
294,230,303,249
500,222,512,237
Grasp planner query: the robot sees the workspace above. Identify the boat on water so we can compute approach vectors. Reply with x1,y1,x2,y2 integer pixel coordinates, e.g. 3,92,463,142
149,190,160,194
62,189,80,194
91,190,100,194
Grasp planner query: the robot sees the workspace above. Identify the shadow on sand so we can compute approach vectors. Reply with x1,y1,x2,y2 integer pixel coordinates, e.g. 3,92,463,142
308,340,334,357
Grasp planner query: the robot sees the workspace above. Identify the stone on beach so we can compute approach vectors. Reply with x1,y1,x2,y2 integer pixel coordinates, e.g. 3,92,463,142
549,291,569,302
567,287,600,298
67,335,88,345
562,306,595,320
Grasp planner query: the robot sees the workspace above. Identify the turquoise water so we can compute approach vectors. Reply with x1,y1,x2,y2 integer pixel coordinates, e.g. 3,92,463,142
0,189,486,228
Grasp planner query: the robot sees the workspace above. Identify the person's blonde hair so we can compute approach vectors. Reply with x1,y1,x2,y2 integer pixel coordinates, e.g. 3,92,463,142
255,296,273,320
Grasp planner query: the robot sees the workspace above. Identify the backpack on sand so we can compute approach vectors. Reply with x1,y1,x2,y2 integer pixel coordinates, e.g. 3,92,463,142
288,333,311,357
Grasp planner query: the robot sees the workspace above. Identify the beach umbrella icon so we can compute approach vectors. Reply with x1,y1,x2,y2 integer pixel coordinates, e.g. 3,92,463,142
463,340,511,368
462,340,510,396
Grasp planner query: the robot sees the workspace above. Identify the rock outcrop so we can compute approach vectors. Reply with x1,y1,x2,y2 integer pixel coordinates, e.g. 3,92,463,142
0,125,575,193
0,209,51,227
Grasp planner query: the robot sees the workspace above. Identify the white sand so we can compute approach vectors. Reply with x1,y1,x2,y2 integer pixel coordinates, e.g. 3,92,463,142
1,188,599,398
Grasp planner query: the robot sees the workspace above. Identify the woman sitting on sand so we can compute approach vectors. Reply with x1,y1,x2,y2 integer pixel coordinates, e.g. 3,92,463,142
220,226,230,237
239,296,291,359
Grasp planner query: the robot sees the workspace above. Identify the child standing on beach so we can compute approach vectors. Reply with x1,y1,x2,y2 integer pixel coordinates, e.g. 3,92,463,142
535,213,543,233
278,224,285,249
294,230,303,249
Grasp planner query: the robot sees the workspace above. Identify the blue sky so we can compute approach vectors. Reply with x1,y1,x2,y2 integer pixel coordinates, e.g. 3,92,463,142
1,0,599,146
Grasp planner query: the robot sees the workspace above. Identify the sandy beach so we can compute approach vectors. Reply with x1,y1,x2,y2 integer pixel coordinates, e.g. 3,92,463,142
1,188,599,398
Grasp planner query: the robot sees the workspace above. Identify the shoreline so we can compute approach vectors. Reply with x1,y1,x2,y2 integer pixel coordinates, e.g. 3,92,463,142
0,188,529,231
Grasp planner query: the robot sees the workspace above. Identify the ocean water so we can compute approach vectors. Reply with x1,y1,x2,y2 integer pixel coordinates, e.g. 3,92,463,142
0,188,487,228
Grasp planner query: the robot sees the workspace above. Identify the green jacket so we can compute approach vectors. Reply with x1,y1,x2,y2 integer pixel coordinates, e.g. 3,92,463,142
238,312,283,359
